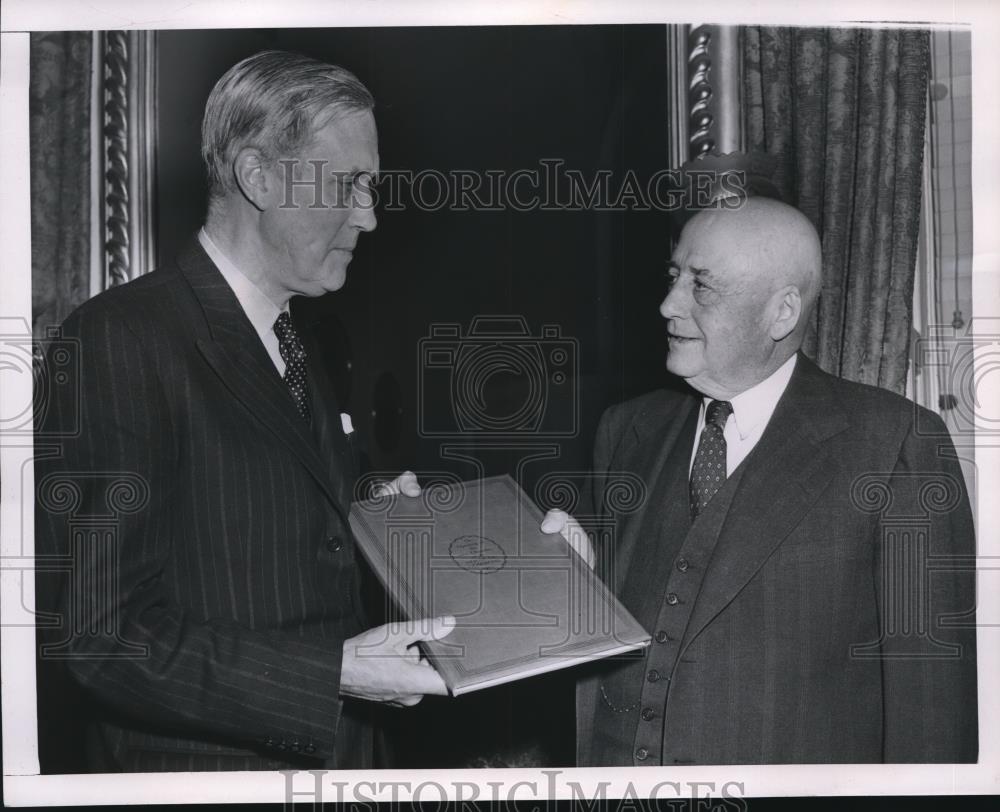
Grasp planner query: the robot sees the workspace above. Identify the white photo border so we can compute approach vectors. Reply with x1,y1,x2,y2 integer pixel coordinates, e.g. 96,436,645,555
2,0,998,804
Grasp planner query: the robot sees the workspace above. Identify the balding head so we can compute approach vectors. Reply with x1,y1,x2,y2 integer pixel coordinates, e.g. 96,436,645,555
684,197,822,322
660,198,822,399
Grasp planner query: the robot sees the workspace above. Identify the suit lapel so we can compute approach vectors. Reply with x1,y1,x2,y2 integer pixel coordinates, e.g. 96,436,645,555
298,316,356,510
680,355,851,651
610,395,698,598
177,238,346,519
618,402,697,628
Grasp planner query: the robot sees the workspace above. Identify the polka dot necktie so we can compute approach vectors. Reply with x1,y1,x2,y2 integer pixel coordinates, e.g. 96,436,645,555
689,399,733,519
273,312,312,422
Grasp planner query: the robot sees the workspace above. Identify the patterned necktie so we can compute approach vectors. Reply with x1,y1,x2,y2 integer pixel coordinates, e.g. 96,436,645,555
273,312,312,422
689,399,733,519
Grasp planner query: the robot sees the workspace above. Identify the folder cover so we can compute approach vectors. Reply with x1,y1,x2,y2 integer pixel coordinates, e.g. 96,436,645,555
349,474,650,695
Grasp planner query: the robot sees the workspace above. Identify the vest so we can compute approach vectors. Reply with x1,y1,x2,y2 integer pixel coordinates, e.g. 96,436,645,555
582,403,749,766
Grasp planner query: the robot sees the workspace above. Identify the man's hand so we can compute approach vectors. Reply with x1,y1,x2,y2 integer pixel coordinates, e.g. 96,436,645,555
373,470,421,497
340,616,455,707
541,509,595,570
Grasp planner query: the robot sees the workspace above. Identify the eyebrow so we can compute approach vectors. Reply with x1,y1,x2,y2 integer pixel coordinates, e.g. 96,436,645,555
666,261,715,282
690,266,718,284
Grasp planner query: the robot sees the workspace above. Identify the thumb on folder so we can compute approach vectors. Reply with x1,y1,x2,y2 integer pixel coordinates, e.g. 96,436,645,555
541,510,595,570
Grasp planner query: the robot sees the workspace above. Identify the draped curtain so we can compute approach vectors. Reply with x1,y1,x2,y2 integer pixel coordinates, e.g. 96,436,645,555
30,31,95,775
30,32,92,340
743,27,930,393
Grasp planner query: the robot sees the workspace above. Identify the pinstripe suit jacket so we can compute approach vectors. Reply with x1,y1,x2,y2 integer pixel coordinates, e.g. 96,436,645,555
576,355,978,765
35,237,375,771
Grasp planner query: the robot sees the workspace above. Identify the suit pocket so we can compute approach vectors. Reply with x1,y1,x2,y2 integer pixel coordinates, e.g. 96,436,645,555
595,654,648,713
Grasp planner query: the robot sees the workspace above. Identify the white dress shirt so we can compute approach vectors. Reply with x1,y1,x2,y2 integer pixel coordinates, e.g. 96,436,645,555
198,228,288,376
688,354,797,477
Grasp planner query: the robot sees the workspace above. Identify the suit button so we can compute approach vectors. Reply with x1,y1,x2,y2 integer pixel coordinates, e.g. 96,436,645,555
325,536,343,552
666,592,679,605
304,743,316,755
641,707,656,721
647,669,661,683
655,630,669,643
676,557,689,572
276,740,287,751
289,741,301,753
635,747,649,761
264,737,275,748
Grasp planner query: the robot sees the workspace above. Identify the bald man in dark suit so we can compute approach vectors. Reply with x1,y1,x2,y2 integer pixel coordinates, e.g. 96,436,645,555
548,198,977,765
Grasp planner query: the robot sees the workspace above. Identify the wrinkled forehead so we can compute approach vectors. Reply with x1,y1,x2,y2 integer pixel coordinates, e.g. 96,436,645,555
673,211,751,276
303,108,380,170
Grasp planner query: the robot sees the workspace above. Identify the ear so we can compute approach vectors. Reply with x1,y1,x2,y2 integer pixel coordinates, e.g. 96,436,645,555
768,285,802,342
232,146,274,211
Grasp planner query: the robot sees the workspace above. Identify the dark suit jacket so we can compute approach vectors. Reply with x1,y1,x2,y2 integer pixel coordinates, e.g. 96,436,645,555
35,238,376,771
577,354,978,765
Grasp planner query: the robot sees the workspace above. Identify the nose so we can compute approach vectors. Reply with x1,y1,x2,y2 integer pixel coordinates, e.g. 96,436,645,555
351,198,377,233
349,177,378,232
659,277,688,320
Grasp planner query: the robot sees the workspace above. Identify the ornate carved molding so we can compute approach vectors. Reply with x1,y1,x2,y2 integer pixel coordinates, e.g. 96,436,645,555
685,24,743,162
687,26,714,158
101,31,129,286
97,31,158,290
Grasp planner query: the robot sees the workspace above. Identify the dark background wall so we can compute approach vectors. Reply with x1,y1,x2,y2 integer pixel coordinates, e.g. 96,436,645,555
156,25,673,767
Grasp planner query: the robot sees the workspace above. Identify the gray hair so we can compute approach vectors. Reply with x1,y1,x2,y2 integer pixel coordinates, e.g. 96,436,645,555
201,50,374,201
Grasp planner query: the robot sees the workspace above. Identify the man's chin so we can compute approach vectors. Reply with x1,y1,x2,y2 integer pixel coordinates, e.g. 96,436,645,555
665,350,702,379
667,365,697,382
319,261,350,293
325,274,347,293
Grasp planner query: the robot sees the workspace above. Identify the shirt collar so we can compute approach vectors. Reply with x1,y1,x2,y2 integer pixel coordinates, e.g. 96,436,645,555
705,354,798,440
198,227,286,337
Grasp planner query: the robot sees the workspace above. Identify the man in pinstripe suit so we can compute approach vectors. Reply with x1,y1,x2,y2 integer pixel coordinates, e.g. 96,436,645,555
35,51,451,772
549,198,977,764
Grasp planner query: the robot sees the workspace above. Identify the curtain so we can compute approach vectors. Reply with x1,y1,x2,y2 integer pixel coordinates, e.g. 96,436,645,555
29,31,95,775
743,27,930,393
30,32,92,340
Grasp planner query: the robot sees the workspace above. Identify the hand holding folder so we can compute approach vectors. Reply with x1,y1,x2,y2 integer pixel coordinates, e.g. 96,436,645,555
350,475,650,696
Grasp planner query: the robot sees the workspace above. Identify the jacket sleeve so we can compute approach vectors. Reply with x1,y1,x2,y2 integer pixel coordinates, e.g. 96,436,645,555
878,408,978,762
583,404,621,573
35,303,347,759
